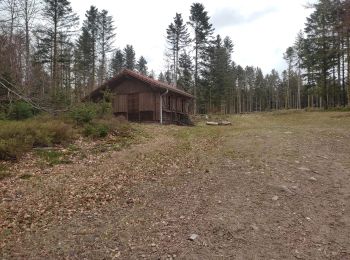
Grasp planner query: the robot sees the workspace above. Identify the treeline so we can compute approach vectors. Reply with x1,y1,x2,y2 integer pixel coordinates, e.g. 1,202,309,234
160,1,350,113
1,0,349,114
0,0,149,109
159,3,296,113
286,0,350,109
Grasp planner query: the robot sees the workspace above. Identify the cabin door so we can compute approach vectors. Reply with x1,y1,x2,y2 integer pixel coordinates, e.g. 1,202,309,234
127,93,139,122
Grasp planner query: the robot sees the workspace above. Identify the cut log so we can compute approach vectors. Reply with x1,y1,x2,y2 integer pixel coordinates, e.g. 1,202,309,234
219,121,232,126
206,121,219,126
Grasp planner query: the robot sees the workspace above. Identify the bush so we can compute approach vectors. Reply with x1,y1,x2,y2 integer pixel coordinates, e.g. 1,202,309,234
69,102,112,125
97,101,112,116
7,101,34,120
0,111,6,120
0,138,31,160
0,119,75,160
83,123,109,138
69,103,97,125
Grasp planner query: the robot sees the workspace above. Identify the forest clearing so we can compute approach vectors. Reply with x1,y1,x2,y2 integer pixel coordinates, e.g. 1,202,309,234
1,111,350,259
1,0,350,259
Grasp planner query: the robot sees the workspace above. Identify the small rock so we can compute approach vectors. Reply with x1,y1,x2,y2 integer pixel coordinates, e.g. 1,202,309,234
189,234,198,241
272,196,279,201
298,166,310,171
151,243,156,247
126,198,134,204
251,224,259,231
280,185,293,194
309,177,317,182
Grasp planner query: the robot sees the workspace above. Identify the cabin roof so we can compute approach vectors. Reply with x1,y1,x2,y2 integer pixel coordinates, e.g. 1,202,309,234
84,69,194,101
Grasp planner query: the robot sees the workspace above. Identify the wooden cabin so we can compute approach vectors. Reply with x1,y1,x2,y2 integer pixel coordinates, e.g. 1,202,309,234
85,69,194,124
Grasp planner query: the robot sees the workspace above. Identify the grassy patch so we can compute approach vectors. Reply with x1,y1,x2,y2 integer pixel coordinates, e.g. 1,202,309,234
19,173,33,180
0,164,11,180
0,118,75,160
36,149,71,166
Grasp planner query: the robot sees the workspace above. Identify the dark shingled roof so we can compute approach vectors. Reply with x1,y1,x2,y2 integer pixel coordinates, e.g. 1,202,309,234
84,69,194,101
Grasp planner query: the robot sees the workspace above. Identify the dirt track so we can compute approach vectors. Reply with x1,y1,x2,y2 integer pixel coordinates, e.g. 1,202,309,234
1,112,350,259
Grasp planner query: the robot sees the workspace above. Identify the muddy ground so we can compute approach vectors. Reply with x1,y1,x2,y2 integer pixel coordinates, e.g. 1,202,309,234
1,111,350,259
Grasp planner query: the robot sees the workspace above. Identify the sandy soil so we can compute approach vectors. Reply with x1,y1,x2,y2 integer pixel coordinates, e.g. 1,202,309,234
1,111,350,259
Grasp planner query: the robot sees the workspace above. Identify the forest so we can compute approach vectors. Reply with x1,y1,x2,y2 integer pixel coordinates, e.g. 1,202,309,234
0,0,350,115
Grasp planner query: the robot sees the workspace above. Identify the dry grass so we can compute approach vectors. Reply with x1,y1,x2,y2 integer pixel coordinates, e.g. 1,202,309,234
1,111,350,259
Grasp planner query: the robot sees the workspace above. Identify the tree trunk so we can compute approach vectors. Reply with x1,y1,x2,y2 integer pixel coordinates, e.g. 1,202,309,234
297,64,301,109
53,8,58,96
194,45,198,114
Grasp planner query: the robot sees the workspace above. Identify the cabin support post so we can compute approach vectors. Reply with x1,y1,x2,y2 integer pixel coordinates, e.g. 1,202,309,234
160,89,168,124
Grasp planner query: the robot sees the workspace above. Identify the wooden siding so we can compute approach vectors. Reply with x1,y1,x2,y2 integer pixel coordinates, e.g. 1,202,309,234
114,78,153,95
139,92,154,111
108,76,192,123
155,93,160,121
112,95,127,112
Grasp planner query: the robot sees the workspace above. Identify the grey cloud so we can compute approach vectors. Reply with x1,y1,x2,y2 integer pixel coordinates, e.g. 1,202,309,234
212,6,278,29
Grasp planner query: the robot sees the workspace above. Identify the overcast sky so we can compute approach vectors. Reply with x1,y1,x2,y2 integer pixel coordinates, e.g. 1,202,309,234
71,0,313,75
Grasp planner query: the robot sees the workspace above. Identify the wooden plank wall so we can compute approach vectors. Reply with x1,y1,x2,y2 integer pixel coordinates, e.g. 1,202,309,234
139,92,154,111
155,93,160,121
112,95,127,113
109,77,192,122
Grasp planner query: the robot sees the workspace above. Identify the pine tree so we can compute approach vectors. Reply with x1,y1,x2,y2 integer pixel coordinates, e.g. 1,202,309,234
111,49,124,76
166,13,190,85
293,31,304,109
74,27,93,99
136,56,148,75
188,3,214,113
97,9,115,84
83,6,99,89
158,72,166,82
304,0,338,109
178,51,193,92
124,44,135,70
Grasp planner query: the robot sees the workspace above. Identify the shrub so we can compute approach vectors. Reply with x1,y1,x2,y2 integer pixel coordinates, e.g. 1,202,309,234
0,111,6,120
0,119,75,160
7,101,34,120
97,101,112,117
0,138,31,160
83,123,109,138
69,103,97,125
97,124,109,137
